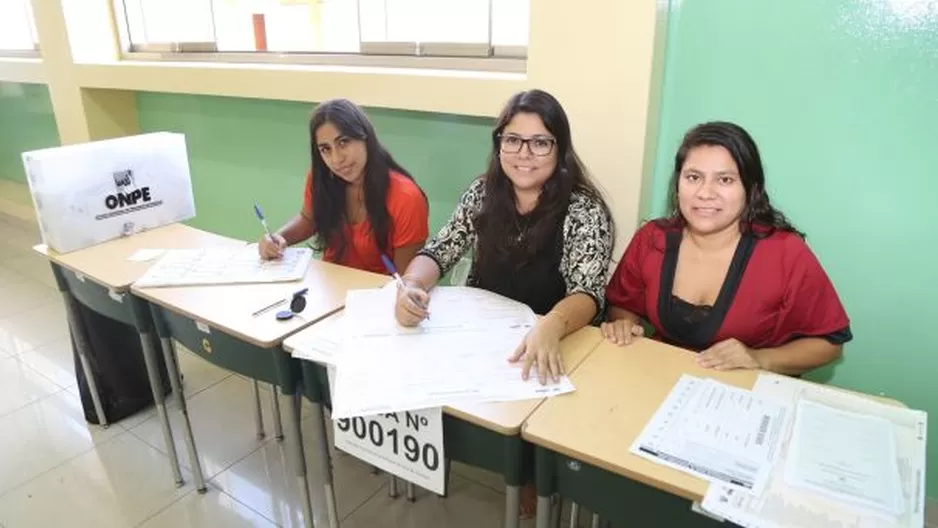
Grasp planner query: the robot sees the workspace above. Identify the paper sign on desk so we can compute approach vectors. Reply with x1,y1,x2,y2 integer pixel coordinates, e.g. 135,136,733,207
286,313,448,494
333,407,446,495
630,375,788,496
701,373,927,528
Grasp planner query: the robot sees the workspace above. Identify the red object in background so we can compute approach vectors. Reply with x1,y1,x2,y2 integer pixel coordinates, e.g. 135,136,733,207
252,13,268,51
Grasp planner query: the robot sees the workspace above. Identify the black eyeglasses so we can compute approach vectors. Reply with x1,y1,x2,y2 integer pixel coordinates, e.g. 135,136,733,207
497,134,556,156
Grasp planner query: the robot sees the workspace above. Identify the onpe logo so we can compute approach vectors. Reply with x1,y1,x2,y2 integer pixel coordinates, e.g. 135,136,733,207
105,169,152,210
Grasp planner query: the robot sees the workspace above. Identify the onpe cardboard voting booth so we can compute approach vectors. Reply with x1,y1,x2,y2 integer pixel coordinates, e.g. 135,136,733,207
21,132,196,254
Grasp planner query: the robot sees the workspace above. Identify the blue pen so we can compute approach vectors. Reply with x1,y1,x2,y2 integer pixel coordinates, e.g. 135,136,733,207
253,203,273,238
380,254,429,318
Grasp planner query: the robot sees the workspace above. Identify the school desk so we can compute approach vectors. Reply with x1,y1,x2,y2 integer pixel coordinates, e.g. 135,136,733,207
285,323,605,528
132,259,387,527
522,338,905,528
33,224,241,489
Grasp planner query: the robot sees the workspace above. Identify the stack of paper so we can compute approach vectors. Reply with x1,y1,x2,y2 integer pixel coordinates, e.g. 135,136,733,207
630,375,789,495
310,286,576,418
700,374,927,528
134,244,312,287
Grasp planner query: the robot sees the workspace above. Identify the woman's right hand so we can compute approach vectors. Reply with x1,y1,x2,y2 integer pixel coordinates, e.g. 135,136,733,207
259,233,287,260
600,318,644,346
394,281,430,327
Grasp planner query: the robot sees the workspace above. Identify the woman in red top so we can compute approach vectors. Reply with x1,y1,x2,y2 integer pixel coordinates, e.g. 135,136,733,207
259,99,429,274
603,121,851,375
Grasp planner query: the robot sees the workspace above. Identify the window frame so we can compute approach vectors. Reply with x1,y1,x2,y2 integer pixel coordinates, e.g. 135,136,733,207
112,0,528,74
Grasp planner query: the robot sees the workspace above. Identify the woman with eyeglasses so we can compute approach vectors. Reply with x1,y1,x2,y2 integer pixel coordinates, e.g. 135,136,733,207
393,89,614,386
259,99,429,275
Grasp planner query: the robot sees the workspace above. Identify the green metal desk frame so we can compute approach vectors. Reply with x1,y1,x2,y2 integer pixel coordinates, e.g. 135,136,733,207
533,445,728,528
299,360,532,528
146,303,315,525
49,262,191,490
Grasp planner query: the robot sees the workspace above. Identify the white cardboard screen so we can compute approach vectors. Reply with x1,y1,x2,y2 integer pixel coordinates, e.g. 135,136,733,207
21,132,196,253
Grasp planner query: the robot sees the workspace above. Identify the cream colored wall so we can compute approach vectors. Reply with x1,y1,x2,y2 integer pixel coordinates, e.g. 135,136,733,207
1,0,665,254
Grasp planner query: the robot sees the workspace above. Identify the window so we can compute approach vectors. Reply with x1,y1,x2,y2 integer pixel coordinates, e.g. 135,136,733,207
0,0,39,54
117,0,529,67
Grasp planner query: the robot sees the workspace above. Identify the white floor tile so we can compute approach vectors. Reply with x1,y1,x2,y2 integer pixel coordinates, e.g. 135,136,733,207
0,356,62,417
0,268,31,290
0,277,59,320
0,300,68,356
15,337,75,390
137,485,276,528
2,254,56,289
341,475,505,528
0,434,194,528
0,388,123,496
128,375,280,480
212,414,386,528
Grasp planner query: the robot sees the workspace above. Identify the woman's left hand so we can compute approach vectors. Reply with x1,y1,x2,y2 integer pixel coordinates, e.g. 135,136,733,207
697,338,762,370
508,317,566,385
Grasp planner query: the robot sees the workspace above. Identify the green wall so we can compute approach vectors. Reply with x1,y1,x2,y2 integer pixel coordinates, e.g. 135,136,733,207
651,0,937,498
0,82,59,186
135,92,493,242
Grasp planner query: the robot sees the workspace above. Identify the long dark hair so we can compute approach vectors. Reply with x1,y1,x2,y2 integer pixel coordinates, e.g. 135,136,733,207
474,89,611,273
308,99,424,259
662,121,804,238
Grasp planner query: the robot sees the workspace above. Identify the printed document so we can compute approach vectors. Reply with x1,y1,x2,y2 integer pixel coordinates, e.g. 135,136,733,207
134,244,312,287
701,373,927,528
630,375,788,495
330,286,575,419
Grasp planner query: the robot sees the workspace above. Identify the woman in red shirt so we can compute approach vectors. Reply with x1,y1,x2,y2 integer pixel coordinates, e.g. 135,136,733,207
603,121,851,375
259,99,429,274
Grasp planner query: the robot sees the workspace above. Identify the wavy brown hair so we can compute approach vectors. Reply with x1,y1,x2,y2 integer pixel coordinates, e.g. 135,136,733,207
473,89,611,275
661,121,804,238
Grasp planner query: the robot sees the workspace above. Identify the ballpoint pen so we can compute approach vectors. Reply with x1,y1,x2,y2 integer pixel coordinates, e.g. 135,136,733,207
380,254,429,319
252,287,309,317
253,203,273,238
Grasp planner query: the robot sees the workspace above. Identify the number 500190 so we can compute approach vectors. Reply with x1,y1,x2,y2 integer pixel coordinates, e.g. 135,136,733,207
337,417,440,471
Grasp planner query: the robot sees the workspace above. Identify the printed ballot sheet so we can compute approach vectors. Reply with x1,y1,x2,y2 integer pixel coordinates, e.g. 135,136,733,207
630,375,788,496
784,400,904,516
134,244,312,287
330,286,575,419
701,373,927,528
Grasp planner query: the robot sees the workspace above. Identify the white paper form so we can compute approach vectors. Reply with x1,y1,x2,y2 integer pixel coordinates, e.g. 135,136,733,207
630,375,788,496
785,400,903,516
344,286,537,337
330,286,574,419
287,315,347,365
134,244,312,287
701,373,928,528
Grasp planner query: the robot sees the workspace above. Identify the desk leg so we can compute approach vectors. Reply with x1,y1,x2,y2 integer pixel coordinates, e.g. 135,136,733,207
406,481,416,502
535,497,552,528
568,503,580,528
285,391,315,527
60,292,108,429
271,388,284,440
389,476,399,498
159,336,207,493
503,434,524,528
138,331,184,487
253,380,266,440
534,446,554,528
505,486,521,528
307,400,339,528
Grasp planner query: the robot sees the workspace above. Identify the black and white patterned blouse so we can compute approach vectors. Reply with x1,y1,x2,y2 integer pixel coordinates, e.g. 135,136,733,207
418,178,614,315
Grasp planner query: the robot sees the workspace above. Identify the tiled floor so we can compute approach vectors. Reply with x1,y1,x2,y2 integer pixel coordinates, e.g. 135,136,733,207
0,209,532,527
